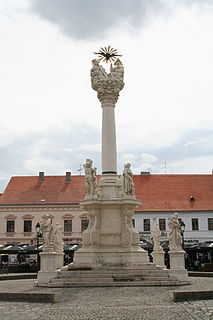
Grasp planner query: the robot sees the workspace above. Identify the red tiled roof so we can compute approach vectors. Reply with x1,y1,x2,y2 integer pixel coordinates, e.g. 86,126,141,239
0,175,86,205
134,174,213,211
0,174,213,211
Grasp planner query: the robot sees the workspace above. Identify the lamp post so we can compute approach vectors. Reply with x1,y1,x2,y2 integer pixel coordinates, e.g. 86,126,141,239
35,222,40,272
180,220,185,250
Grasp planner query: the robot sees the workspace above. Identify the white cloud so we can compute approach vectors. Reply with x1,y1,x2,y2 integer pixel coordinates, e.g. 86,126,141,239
169,156,213,174
140,153,158,163
121,153,136,163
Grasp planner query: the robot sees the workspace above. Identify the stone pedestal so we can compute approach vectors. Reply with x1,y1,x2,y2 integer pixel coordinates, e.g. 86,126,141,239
168,250,189,282
152,251,165,268
73,174,148,268
37,252,64,286
169,250,185,270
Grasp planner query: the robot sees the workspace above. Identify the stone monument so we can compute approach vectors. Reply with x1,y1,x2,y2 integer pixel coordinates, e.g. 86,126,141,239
37,215,64,285
37,46,189,286
152,221,165,268
168,212,188,282
73,49,148,268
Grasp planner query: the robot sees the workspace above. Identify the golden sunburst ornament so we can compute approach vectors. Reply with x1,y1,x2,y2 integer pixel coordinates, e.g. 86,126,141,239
94,45,122,63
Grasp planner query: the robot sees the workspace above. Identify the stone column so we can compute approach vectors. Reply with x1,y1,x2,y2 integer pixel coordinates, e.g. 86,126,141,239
90,59,124,176
102,102,117,174
72,59,149,269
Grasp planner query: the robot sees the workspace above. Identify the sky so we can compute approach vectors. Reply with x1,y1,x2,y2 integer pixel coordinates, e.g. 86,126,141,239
0,0,213,192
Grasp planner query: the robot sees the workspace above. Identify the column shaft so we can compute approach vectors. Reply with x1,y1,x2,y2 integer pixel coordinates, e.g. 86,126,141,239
102,103,117,174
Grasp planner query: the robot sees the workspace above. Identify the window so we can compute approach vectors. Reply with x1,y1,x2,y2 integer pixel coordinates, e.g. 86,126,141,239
159,219,166,231
143,219,150,231
24,220,32,232
208,218,213,231
192,218,199,231
132,219,135,228
81,219,89,232
6,220,15,233
64,220,72,232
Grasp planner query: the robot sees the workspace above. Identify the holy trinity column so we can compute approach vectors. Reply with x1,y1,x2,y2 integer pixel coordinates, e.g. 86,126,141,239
73,47,148,268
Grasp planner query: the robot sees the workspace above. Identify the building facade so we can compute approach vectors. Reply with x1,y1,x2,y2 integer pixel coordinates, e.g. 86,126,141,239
0,172,212,245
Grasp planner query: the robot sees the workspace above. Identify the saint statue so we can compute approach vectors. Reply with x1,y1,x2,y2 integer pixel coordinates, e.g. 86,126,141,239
40,214,54,250
53,223,63,253
84,159,97,197
152,224,163,252
122,163,135,196
110,58,124,81
168,213,182,251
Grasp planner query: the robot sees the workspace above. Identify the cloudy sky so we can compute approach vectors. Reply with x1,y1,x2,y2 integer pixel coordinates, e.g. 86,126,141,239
0,0,213,192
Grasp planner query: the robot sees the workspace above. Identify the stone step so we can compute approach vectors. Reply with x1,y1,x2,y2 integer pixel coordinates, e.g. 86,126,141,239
67,264,161,272
54,277,114,283
56,274,173,282
59,270,170,279
48,279,180,288
112,276,173,282
126,264,163,270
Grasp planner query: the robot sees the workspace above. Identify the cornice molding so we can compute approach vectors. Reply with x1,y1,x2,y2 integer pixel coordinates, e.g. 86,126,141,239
0,205,82,212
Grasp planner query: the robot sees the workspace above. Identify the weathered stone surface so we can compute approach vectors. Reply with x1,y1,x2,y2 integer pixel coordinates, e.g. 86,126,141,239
173,290,213,302
0,292,55,303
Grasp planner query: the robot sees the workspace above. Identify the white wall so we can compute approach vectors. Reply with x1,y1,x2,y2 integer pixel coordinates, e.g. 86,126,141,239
134,210,213,242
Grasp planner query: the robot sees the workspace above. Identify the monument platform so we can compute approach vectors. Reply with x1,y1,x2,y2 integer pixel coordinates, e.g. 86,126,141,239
46,265,190,287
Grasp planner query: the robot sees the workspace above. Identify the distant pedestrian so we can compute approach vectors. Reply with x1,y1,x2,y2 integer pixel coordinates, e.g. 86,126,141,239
194,259,201,271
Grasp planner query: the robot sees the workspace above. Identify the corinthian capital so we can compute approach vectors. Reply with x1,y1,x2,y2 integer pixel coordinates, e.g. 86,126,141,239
90,59,124,105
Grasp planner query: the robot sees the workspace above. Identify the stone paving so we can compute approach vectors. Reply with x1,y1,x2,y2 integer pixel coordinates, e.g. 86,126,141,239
0,278,212,320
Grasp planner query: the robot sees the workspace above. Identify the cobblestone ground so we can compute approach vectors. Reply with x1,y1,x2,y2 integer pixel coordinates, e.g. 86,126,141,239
0,278,212,320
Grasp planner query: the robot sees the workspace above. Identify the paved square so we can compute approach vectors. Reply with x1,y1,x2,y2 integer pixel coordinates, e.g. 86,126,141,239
0,277,212,320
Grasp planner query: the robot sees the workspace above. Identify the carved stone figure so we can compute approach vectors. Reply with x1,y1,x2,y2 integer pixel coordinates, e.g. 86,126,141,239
168,213,182,251
122,163,135,196
152,225,163,252
90,58,124,105
40,214,54,250
53,223,63,253
91,59,108,90
110,59,124,81
83,159,97,197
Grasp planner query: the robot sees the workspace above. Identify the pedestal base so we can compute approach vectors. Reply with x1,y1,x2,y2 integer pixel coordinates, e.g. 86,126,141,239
74,182,148,268
37,252,64,286
168,250,189,283
152,251,165,268
73,246,148,269
169,250,186,270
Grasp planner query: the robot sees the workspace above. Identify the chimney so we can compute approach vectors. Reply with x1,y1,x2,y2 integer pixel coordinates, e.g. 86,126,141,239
39,172,44,182
65,172,71,183
140,171,151,175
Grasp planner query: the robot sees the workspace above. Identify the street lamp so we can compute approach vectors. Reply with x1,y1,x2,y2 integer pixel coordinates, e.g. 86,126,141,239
179,220,185,250
35,222,40,272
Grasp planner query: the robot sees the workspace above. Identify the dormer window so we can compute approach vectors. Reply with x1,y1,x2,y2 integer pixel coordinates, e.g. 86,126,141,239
189,195,195,201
